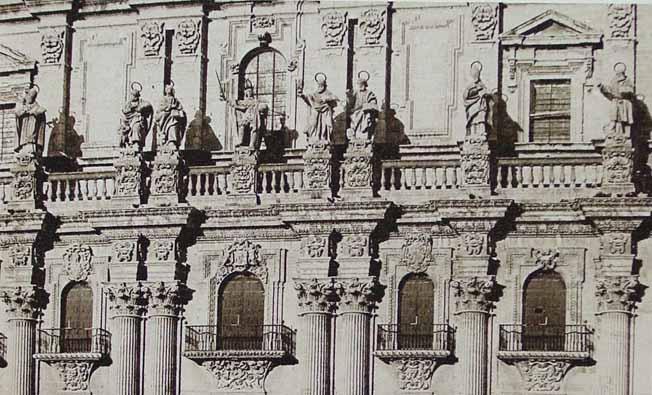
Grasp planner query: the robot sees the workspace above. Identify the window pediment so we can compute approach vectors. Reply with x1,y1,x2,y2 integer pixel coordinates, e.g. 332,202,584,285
501,10,602,47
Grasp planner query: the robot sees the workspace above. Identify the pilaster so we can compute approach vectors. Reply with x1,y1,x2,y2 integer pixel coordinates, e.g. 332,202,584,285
150,146,183,207
114,148,146,207
228,146,258,205
8,152,44,212
341,138,373,200
303,141,333,200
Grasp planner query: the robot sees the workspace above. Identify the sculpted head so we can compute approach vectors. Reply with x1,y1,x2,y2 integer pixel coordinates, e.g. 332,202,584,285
130,82,143,102
24,85,38,104
614,63,627,82
357,71,370,91
244,79,254,99
315,73,327,93
164,82,175,97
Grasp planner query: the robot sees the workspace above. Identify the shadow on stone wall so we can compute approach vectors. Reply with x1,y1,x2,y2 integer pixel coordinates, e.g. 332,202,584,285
185,111,222,152
633,96,652,193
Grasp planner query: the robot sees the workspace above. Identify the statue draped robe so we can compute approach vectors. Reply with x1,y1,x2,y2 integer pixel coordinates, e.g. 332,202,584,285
304,89,338,142
15,101,46,153
347,89,378,138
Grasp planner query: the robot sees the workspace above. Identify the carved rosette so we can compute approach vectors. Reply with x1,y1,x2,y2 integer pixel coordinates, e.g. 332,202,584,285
140,21,164,57
202,359,272,391
391,358,438,391
301,235,327,258
52,361,94,391
400,233,434,273
1,286,46,320
451,276,497,313
303,143,331,190
460,134,490,187
343,139,373,189
113,240,136,263
105,282,150,317
40,30,65,64
470,3,497,41
62,243,93,282
216,239,267,284
8,244,32,267
334,277,383,314
176,19,201,55
595,275,641,312
359,9,386,46
146,281,191,316
608,4,634,39
294,278,338,314
514,360,572,392
321,11,347,47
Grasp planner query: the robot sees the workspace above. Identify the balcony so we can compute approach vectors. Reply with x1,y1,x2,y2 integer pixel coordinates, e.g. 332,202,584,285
497,324,592,361
375,323,454,360
34,328,111,362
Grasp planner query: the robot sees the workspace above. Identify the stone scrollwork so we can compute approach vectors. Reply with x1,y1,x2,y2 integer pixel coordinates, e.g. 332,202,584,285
113,240,136,263
321,10,347,47
202,359,272,391
115,162,143,198
533,248,560,271
460,134,490,187
514,360,572,392
176,19,201,55
301,235,327,258
470,3,497,41
12,170,36,201
152,240,175,261
602,148,633,184
52,361,94,392
359,9,386,46
8,244,32,267
1,285,46,319
391,358,438,391
343,139,373,189
62,243,93,282
40,30,65,64
461,232,485,256
140,21,164,57
595,275,640,312
294,278,338,313
340,234,368,258
151,161,179,195
400,233,434,273
451,276,497,313
230,162,255,194
105,282,150,317
603,233,629,255
217,239,267,284
304,143,331,190
608,4,634,39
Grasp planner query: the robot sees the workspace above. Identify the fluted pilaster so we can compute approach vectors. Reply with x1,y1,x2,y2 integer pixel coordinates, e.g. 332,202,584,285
452,276,496,395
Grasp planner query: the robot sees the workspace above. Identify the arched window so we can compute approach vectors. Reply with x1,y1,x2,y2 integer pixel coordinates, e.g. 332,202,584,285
218,273,265,350
239,48,288,130
523,270,566,351
60,282,93,352
397,274,434,349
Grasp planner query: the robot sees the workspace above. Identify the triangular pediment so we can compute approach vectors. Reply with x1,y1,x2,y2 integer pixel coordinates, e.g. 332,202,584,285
0,43,36,74
501,10,602,46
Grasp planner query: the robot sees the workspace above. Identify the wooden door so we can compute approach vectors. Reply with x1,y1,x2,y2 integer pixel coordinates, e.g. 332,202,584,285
523,271,566,351
218,274,265,350
61,283,93,352
398,274,434,349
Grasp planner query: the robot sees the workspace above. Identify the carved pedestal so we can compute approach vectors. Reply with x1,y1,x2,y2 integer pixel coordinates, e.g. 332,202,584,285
601,139,635,196
303,141,332,200
150,147,182,206
375,351,451,395
114,148,145,207
8,153,43,211
228,147,258,205
460,133,491,196
341,138,373,200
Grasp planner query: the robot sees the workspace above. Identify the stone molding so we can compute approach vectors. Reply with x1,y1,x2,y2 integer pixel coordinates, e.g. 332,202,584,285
105,282,150,317
334,277,383,314
595,275,641,313
146,281,192,317
294,278,338,314
451,276,497,313
1,285,46,320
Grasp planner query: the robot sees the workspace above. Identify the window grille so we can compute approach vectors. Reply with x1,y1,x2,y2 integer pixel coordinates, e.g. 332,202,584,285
530,79,571,142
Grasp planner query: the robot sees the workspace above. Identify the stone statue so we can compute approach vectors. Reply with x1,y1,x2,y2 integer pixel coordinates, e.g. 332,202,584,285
155,82,187,149
118,82,153,150
221,79,266,150
346,71,378,140
463,61,492,136
298,72,339,144
15,84,46,155
598,63,635,136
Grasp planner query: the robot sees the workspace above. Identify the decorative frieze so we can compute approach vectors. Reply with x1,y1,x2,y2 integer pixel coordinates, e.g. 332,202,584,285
202,359,272,391
176,19,201,55
62,243,93,282
452,276,496,313
321,11,347,47
470,3,497,41
1,286,46,319
340,234,368,258
303,142,332,193
113,240,136,263
140,21,164,57
359,8,386,46
114,151,145,201
514,360,572,392
52,361,93,392
607,4,634,39
8,244,32,267
40,30,65,64
152,240,175,262
595,275,640,312
147,281,192,316
460,134,490,187
334,277,383,313
391,358,438,392
105,282,150,317
460,232,485,256
301,235,327,258
229,148,257,195
294,278,337,313
400,233,434,273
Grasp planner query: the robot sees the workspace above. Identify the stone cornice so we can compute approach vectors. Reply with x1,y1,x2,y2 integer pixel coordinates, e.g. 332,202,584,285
374,349,451,360
183,349,288,361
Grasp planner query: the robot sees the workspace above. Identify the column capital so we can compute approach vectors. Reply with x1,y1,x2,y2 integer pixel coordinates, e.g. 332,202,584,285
105,282,150,318
595,275,641,313
1,285,46,320
294,278,338,314
145,281,192,317
452,275,497,313
333,277,384,314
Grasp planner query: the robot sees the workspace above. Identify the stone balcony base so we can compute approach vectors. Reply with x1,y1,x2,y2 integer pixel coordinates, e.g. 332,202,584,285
374,350,453,392
496,350,591,362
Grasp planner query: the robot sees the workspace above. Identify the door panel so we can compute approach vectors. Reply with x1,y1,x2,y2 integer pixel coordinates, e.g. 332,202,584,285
398,274,434,349
523,271,566,351
218,274,265,350
61,283,93,352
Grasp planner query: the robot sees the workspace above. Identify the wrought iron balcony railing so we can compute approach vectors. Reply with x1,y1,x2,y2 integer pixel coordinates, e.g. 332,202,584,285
377,324,454,352
498,324,592,354
37,328,111,355
185,324,295,356
0,332,6,360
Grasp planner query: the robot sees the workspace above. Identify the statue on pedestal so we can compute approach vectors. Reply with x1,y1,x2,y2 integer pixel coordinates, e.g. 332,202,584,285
118,82,153,150
463,61,492,137
155,82,187,150
346,71,378,140
221,79,266,152
298,73,339,144
598,63,634,137
15,84,46,156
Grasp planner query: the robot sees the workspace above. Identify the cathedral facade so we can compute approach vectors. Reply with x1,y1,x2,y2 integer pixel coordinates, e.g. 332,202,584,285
0,1,651,395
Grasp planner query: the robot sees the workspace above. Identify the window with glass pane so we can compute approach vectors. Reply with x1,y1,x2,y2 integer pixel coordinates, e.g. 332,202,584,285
241,49,287,130
529,80,571,142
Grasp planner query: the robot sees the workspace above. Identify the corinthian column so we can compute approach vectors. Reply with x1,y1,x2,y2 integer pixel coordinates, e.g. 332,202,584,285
143,281,191,395
333,277,382,395
105,282,150,395
451,276,496,395
595,275,640,395
294,278,337,395
1,286,46,395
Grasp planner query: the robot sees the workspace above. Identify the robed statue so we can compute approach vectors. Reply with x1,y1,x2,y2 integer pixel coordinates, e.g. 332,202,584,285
155,82,187,149
463,61,492,136
298,73,339,143
118,82,154,150
598,63,635,136
15,84,46,155
221,79,266,151
346,71,378,140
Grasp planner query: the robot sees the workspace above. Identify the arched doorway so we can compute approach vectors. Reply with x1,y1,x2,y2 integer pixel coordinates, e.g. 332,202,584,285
218,273,265,350
523,270,566,351
398,274,434,349
60,282,93,352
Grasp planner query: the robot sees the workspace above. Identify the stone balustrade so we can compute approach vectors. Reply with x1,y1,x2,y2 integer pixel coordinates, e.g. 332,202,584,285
44,170,117,203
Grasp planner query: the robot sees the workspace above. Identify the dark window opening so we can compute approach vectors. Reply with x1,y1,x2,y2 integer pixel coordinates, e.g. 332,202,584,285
523,270,566,351
218,273,265,350
530,79,571,143
397,273,434,350
60,282,93,353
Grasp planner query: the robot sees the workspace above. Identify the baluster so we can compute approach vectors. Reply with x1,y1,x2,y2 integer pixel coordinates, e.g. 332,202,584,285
455,167,462,188
586,164,596,187
298,170,304,190
543,165,552,187
413,167,423,189
106,177,115,198
78,179,88,200
286,170,295,193
522,166,532,188
390,167,398,190
189,174,197,196
443,167,452,189
98,178,107,199
553,165,563,187
60,180,69,201
533,165,543,187
576,164,586,187
422,167,432,189
596,164,603,186
563,165,572,187
86,179,96,200
49,180,58,202
41,182,50,202
68,179,76,201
